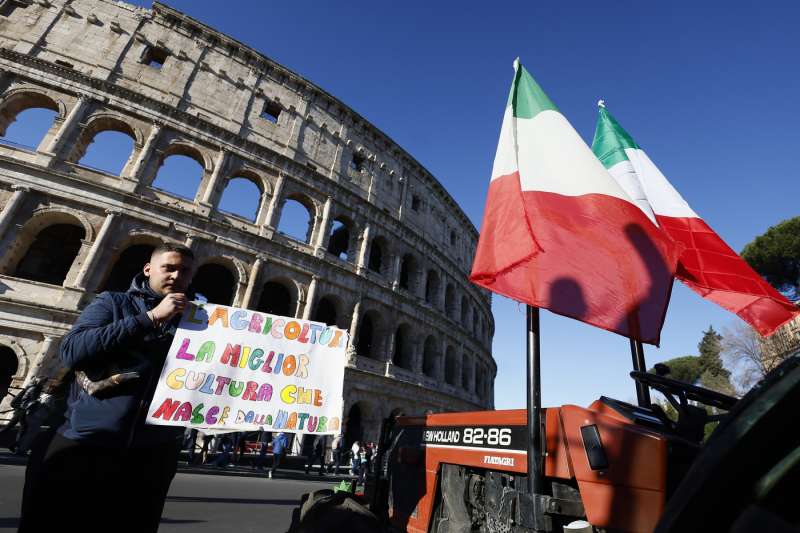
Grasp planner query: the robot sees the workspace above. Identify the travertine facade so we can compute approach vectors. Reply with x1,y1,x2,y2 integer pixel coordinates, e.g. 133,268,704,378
0,0,495,442
761,313,800,363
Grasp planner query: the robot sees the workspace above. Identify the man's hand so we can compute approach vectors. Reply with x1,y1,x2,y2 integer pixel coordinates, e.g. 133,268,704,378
149,293,188,325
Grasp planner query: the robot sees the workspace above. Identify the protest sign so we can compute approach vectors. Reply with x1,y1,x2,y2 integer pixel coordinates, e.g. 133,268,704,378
146,302,348,435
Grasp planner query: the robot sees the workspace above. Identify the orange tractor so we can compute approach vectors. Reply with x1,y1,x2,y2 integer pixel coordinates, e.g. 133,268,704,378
364,346,800,532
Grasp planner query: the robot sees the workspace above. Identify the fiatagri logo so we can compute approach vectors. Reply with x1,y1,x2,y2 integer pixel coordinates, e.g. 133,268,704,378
483,456,514,466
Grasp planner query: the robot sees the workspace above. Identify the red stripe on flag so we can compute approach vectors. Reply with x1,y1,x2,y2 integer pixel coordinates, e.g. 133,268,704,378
471,173,680,345
657,215,799,336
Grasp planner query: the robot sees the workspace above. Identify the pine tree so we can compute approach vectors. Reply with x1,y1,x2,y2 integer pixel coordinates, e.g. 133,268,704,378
697,325,730,380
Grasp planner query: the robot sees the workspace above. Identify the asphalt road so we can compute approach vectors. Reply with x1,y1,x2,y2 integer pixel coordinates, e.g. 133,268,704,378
0,463,335,532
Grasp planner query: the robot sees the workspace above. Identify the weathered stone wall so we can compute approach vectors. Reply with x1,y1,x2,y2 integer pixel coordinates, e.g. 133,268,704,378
0,0,496,441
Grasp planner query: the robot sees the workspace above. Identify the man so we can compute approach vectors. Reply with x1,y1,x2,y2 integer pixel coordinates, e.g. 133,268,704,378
269,431,289,479
0,377,44,452
305,434,327,476
328,433,344,475
19,243,195,533
253,430,271,471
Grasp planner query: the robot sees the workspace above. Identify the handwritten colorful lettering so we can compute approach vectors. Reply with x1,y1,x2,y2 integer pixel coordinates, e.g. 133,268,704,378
146,303,347,435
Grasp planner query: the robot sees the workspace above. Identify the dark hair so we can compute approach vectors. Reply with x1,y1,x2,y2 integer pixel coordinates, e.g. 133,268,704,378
150,242,194,260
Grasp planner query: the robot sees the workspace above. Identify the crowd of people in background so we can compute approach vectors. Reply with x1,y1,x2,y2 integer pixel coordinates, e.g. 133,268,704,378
174,428,378,482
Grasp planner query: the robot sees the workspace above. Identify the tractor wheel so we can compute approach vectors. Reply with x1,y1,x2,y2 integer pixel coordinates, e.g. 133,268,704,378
430,464,473,533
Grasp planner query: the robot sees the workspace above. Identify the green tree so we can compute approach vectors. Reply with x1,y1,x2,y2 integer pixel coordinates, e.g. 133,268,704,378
653,355,702,384
697,325,730,381
741,216,800,292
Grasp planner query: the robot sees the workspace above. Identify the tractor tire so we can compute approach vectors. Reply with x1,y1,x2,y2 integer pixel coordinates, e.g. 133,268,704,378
655,355,800,533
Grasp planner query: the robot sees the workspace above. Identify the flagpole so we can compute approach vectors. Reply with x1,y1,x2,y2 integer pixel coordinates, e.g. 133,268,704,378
526,305,544,496
629,339,651,407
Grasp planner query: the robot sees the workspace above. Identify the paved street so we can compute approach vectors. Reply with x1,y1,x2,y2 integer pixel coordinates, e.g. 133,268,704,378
0,463,335,532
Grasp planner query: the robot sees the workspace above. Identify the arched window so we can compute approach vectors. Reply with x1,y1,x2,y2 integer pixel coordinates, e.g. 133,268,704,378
218,177,262,222
0,92,59,150
277,198,313,243
13,224,85,285
256,281,294,316
399,254,416,292
152,153,204,200
0,345,17,401
475,366,484,398
344,403,365,448
356,314,376,358
393,324,413,370
368,237,385,274
445,346,457,386
76,130,135,175
462,356,472,390
422,336,438,377
1,108,58,150
102,243,156,292
425,270,440,306
311,296,337,327
461,297,469,324
192,263,236,305
445,284,457,319
326,219,351,260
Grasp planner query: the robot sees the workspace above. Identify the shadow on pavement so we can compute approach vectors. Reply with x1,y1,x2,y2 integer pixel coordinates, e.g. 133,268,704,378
166,496,300,506
0,517,19,528
159,517,207,524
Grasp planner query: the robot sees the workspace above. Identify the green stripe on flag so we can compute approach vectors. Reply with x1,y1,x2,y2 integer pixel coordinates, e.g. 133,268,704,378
507,63,558,119
592,107,640,169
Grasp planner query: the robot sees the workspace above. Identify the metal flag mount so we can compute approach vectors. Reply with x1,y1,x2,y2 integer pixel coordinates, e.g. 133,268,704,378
526,305,544,496
630,339,651,407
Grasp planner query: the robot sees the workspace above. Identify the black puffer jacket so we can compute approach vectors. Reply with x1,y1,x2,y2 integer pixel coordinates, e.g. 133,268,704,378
59,273,186,447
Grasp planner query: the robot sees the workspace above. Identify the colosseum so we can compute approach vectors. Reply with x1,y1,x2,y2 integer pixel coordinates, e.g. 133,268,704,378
0,0,495,443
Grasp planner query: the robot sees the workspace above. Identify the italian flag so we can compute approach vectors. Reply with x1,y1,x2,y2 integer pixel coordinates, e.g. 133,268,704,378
470,61,680,345
592,105,799,337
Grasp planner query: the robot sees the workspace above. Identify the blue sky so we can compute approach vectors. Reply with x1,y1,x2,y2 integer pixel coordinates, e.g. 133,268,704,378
7,1,799,409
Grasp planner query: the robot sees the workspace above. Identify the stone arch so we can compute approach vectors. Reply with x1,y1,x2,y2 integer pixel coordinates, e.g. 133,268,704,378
399,253,418,293
445,283,457,319
69,113,141,175
310,294,341,328
422,336,438,377
445,345,458,386
356,309,383,359
0,338,26,393
150,142,209,199
277,192,317,244
0,343,19,401
344,400,374,448
425,269,440,306
218,169,267,222
0,89,62,138
256,277,299,317
393,323,414,370
368,235,388,275
192,259,239,305
223,166,273,198
100,238,159,293
461,296,470,324
160,140,213,171
326,215,353,261
462,353,472,390
2,209,91,285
